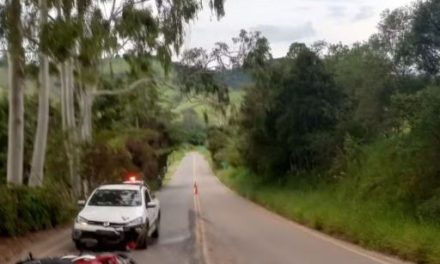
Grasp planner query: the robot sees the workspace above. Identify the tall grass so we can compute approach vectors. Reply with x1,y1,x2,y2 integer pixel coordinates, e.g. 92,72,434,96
217,167,440,264
0,184,76,236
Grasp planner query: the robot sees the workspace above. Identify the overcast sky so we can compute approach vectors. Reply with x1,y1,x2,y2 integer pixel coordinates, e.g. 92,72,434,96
183,0,415,58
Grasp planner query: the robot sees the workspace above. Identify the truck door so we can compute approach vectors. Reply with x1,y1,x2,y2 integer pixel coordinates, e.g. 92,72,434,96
144,189,158,227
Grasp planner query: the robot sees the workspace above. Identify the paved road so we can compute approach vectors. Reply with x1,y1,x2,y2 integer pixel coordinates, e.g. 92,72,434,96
13,152,410,264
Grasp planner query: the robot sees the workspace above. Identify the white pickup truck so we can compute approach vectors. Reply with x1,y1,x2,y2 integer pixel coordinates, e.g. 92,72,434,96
72,180,160,250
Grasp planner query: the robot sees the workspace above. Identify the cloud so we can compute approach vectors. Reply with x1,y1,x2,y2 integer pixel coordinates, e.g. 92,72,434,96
251,23,316,42
328,5,346,18
307,0,353,1
353,6,375,21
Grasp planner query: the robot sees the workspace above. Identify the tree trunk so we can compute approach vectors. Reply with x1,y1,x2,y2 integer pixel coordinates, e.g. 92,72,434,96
68,60,81,194
60,62,67,130
66,60,76,132
79,87,93,143
78,85,93,197
65,60,82,194
29,0,50,187
60,60,79,193
6,0,25,186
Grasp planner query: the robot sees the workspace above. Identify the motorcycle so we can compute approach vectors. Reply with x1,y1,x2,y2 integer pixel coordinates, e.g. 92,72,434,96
16,252,136,264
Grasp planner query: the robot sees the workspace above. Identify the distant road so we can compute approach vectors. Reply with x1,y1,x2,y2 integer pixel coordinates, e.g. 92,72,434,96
13,152,411,264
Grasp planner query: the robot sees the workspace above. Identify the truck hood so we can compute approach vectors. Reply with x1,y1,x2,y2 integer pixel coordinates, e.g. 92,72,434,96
79,206,143,223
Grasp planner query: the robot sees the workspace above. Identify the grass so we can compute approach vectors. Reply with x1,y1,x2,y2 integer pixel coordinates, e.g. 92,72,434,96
215,166,440,264
163,145,192,184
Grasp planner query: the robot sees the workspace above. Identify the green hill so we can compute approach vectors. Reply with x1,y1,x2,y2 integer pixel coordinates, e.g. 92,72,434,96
216,68,252,90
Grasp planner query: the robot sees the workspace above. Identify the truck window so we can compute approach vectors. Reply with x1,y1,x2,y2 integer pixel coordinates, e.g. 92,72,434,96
145,190,151,204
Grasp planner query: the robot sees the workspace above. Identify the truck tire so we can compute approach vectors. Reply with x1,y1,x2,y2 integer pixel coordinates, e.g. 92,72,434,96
152,213,160,239
137,224,149,249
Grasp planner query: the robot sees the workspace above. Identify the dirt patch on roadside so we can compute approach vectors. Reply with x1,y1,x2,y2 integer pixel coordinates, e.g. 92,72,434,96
0,225,70,264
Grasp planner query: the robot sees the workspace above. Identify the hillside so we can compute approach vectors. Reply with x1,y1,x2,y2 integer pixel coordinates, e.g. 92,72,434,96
216,68,252,90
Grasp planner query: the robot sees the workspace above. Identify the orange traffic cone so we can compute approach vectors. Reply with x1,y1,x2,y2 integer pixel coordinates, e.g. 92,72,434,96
194,182,198,195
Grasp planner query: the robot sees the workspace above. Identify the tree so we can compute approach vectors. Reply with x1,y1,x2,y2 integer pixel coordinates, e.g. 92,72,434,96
274,47,341,172
28,0,50,187
177,46,230,110
78,0,226,143
238,41,342,176
5,0,25,185
412,0,440,77
371,6,415,75
325,43,396,140
286,42,308,59
32,0,226,193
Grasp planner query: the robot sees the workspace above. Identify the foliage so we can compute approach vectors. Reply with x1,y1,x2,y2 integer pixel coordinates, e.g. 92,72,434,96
206,126,229,167
217,167,440,264
204,2,440,261
239,46,341,177
178,108,206,145
371,5,415,74
412,0,440,76
0,184,75,236
0,0,228,237
81,128,171,192
326,43,396,141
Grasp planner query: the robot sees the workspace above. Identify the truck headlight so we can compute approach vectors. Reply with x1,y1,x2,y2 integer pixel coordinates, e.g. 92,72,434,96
76,216,88,226
126,217,143,227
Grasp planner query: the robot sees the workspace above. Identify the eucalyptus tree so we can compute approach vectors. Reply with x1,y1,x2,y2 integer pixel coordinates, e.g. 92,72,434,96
370,6,415,75
411,0,440,77
37,0,225,192
78,0,225,142
28,0,50,186
3,0,26,185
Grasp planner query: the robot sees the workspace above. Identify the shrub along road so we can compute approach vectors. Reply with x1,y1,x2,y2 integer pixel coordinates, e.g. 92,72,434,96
11,152,410,264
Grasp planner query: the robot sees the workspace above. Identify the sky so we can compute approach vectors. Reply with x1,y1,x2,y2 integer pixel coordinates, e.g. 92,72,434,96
183,0,415,58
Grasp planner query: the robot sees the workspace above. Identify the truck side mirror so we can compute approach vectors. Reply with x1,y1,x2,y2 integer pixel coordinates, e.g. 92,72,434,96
77,200,86,206
146,202,156,208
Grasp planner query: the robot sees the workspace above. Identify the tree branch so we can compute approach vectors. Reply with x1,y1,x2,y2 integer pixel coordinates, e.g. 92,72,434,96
109,0,152,22
109,0,117,19
92,77,154,96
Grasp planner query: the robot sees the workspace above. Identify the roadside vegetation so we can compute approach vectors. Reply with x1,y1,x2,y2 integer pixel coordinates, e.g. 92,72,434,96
2,0,440,262
202,1,440,263
217,167,440,263
0,0,226,237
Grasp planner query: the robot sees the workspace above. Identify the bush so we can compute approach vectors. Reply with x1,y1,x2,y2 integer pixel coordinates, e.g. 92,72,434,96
81,141,134,189
206,127,229,167
81,128,172,191
0,184,75,236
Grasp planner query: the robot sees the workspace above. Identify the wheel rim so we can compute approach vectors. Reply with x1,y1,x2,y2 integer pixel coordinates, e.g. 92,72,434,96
136,224,148,247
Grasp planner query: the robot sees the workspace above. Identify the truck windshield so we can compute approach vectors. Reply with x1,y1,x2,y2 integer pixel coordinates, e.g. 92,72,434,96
88,189,142,207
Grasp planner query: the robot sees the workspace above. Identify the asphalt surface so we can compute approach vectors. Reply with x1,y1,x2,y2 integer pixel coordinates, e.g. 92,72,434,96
12,152,411,264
